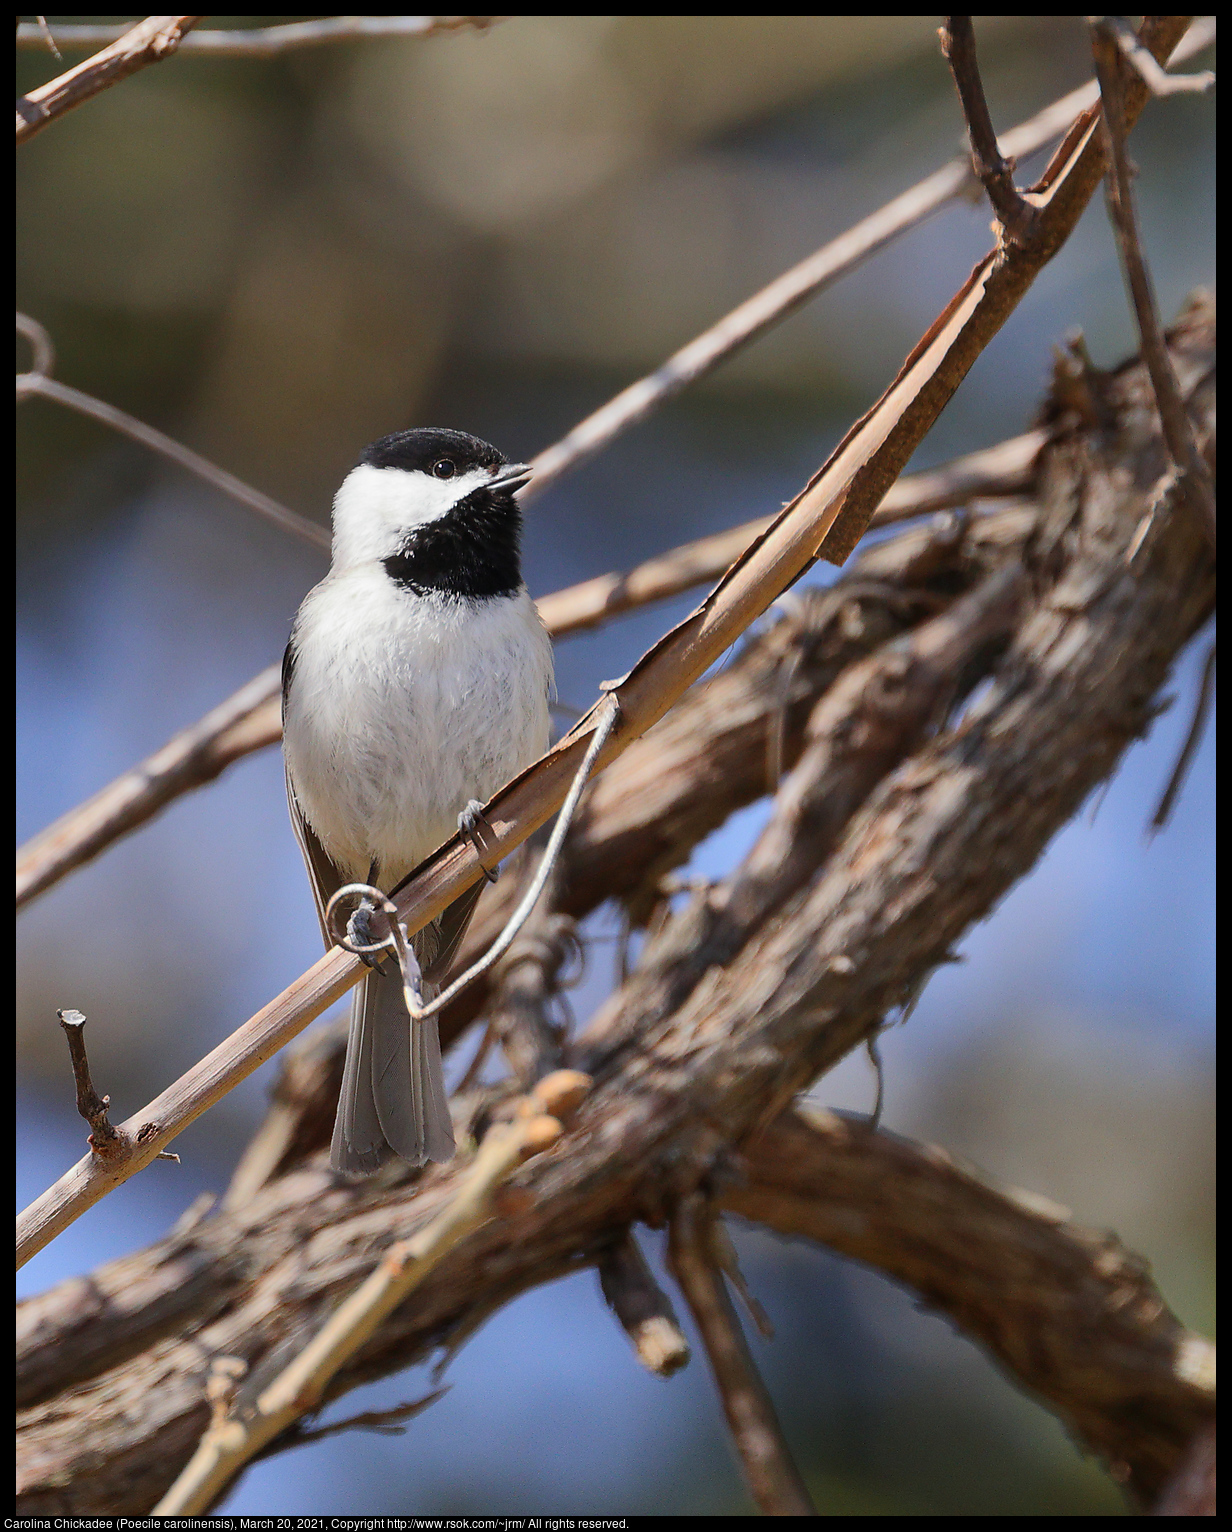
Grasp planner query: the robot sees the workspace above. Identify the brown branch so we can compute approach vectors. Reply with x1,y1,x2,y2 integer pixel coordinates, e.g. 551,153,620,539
16,17,498,56
55,1006,181,1167
14,16,1197,1269
16,16,202,145
668,1194,816,1516
157,1098,571,1514
15,296,1216,1513
1090,18,1217,548
33,15,63,61
486,910,576,1088
598,1230,691,1378
16,664,284,910
723,1106,1216,1506
1108,14,1216,97
939,17,1040,244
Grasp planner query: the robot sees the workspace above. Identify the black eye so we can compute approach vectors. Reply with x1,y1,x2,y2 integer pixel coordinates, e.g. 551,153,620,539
432,459,456,480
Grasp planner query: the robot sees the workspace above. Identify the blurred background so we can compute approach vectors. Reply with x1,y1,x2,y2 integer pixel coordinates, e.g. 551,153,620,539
17,15,1214,1516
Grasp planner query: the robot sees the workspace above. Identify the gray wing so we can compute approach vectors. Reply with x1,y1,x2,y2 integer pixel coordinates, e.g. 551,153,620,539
285,761,343,949
283,638,344,947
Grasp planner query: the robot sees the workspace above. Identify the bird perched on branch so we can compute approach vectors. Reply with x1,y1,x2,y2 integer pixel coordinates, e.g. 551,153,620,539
282,428,554,1172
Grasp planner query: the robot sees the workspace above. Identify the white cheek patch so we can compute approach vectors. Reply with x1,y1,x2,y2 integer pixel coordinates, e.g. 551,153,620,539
331,463,494,568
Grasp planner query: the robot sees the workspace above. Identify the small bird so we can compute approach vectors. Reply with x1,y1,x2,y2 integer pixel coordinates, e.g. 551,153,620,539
282,428,554,1173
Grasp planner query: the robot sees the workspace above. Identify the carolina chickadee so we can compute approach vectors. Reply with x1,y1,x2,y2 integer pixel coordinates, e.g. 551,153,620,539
282,428,554,1173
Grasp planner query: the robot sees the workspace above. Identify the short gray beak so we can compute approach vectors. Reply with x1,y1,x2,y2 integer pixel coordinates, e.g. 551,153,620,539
489,462,533,493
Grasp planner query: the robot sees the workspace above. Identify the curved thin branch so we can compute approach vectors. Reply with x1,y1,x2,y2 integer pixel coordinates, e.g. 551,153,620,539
939,16,1039,244
1090,18,1217,547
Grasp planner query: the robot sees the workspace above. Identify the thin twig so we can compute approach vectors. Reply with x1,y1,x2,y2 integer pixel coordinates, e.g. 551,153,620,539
56,1007,180,1165
16,346,329,553
1090,19,1217,549
34,16,62,61
939,16,1040,245
55,1009,123,1159
15,18,1199,1270
1108,15,1216,97
16,16,202,145
270,1389,448,1449
155,1087,573,1515
1150,641,1215,834
668,1195,816,1516
598,1230,691,1377
16,17,498,56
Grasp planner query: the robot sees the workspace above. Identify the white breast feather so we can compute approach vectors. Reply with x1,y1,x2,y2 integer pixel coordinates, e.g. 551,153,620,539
284,568,553,887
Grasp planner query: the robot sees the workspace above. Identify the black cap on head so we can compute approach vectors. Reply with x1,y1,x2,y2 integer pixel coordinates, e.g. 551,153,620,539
360,428,506,478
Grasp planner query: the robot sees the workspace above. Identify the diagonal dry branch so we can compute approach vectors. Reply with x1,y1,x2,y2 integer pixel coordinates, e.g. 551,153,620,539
16,15,201,144
14,15,1199,1272
940,15,1040,245
17,16,1214,912
15,294,1216,1511
668,1193,817,1516
1090,18,1217,547
155,1074,581,1515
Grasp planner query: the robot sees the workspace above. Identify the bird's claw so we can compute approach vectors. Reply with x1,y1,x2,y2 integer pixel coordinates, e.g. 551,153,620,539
458,799,501,884
347,897,389,969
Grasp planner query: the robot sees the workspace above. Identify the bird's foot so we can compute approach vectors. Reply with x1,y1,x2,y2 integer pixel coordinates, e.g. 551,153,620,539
458,799,501,884
347,897,391,969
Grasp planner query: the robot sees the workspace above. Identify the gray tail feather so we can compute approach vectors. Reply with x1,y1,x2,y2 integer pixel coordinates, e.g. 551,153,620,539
330,943,456,1175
